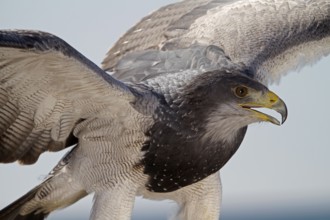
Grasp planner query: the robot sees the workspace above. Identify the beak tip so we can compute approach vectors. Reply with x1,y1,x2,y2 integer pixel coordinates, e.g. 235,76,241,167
280,103,288,125
281,116,287,125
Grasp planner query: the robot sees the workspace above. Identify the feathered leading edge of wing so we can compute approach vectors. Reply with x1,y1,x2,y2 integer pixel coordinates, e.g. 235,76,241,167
102,0,215,71
103,0,330,85
0,30,136,164
179,0,330,85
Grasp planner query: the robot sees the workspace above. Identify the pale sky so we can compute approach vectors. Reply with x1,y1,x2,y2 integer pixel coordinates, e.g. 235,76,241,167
0,1,329,219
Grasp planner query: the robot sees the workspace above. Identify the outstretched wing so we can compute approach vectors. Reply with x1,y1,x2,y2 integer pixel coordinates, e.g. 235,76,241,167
103,0,330,85
0,30,135,164
102,0,214,71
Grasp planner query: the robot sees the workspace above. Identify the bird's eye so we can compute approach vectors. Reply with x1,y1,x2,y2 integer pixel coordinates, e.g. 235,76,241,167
234,86,249,98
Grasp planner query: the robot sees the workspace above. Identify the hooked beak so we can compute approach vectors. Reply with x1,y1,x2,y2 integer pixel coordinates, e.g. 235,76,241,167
240,91,288,125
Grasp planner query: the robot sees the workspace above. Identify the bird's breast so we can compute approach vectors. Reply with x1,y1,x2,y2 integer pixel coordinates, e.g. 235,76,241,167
141,121,247,192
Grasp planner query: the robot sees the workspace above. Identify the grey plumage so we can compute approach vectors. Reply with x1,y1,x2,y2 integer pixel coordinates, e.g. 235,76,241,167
104,0,330,85
0,30,135,164
0,0,329,219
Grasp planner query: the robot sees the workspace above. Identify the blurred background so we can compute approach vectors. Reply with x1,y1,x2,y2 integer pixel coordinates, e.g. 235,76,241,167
0,0,329,219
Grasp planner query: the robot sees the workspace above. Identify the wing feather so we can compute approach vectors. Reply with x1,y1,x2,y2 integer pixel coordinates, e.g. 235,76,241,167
0,30,135,164
102,0,214,71
103,0,330,85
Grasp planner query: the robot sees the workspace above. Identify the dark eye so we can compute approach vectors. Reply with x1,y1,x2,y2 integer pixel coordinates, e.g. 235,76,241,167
234,86,249,98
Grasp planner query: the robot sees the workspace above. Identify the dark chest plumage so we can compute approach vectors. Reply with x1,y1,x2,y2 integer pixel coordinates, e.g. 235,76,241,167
141,103,247,192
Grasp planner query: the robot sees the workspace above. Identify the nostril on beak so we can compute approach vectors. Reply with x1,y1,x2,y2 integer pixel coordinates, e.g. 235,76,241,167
270,99,276,104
